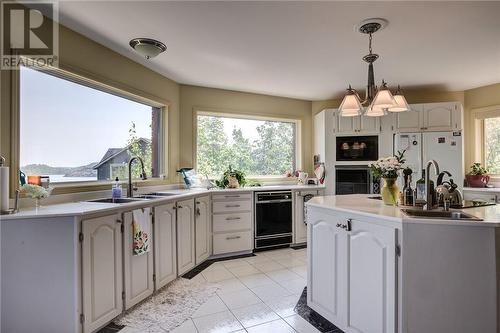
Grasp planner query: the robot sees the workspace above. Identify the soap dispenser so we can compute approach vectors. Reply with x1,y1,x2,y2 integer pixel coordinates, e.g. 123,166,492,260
112,177,122,198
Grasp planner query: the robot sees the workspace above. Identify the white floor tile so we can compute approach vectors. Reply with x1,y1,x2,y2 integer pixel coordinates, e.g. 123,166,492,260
251,282,293,302
274,257,306,268
238,273,275,289
218,288,262,309
216,278,248,293
266,269,301,283
223,259,253,269
246,319,296,333
284,314,321,333
117,327,144,333
278,277,307,294
244,256,272,265
169,319,199,333
192,295,228,318
228,264,261,277
231,302,280,328
290,265,307,278
202,267,235,282
264,294,301,318
192,310,243,333
252,260,285,273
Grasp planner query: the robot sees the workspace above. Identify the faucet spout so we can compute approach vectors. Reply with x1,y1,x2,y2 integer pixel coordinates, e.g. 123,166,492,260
127,156,147,197
423,159,440,210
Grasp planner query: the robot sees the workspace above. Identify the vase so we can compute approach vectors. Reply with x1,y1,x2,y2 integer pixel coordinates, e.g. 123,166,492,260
381,177,399,206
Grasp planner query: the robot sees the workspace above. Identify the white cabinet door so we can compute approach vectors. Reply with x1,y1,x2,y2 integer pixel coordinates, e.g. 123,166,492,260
307,210,345,324
344,218,396,333
336,114,358,135
195,195,211,265
359,116,380,133
395,104,423,132
295,190,318,244
82,214,123,333
422,102,455,131
123,210,154,309
154,203,177,289
176,198,196,275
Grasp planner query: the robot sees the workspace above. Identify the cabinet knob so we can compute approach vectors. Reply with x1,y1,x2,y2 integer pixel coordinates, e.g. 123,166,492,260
336,223,342,228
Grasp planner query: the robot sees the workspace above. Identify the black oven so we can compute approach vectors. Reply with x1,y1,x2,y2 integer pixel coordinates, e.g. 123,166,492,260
336,135,378,161
335,166,380,195
255,191,293,249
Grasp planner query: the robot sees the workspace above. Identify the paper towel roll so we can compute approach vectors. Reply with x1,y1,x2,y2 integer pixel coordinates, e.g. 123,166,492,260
0,167,9,212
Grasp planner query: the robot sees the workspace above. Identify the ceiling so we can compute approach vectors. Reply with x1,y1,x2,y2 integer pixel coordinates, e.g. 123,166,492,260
54,1,500,101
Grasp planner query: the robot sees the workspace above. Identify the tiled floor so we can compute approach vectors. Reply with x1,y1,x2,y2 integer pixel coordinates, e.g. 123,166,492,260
170,247,319,333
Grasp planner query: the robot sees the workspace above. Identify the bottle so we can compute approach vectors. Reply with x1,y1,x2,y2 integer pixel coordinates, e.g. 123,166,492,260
402,169,413,206
415,169,426,205
112,177,122,198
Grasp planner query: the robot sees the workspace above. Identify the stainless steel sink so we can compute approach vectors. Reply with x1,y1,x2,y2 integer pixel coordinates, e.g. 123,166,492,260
146,192,178,197
87,197,147,204
134,194,163,199
401,209,483,221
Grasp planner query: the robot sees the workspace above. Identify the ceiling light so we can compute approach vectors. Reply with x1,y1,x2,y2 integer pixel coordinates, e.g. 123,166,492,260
338,18,407,117
389,85,410,112
129,38,166,59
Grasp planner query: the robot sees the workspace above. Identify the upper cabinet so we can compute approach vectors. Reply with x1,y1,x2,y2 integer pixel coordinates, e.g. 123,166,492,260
335,114,380,135
394,102,462,133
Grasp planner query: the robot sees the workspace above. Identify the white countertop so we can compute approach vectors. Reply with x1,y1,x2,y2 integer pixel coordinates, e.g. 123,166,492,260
306,194,500,227
463,187,500,193
1,184,324,221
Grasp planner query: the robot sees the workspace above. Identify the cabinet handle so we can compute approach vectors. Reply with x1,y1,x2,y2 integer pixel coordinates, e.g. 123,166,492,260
224,195,241,198
226,204,240,208
345,218,352,232
226,217,241,221
196,208,201,216
196,201,200,204
177,205,183,209
226,236,241,240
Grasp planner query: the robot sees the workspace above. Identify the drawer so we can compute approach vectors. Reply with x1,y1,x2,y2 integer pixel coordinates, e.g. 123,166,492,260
213,200,252,213
212,192,252,201
213,212,252,232
213,231,253,255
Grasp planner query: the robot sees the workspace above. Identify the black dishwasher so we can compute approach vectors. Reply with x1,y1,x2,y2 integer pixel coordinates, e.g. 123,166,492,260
254,191,293,249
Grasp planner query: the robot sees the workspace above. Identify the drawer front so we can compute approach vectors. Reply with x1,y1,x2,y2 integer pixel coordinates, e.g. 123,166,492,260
213,212,252,232
212,193,252,201
213,231,252,255
213,200,252,213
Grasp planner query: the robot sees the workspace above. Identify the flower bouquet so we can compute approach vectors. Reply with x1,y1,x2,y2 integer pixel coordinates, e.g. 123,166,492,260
368,151,406,206
20,184,51,209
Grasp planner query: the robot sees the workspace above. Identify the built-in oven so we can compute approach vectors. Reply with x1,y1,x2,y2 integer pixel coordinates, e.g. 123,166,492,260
335,166,380,195
336,135,378,161
255,191,293,249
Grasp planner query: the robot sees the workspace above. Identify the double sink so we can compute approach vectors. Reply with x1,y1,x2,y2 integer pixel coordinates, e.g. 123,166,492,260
401,209,483,221
87,192,178,204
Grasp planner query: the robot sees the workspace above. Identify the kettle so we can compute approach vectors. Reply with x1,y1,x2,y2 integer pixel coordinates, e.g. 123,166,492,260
446,179,463,206
436,171,463,207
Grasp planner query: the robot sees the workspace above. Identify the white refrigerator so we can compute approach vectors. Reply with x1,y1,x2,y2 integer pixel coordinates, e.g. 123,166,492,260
394,132,464,189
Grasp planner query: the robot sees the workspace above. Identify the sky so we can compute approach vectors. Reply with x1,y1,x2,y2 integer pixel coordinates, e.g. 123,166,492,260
20,66,153,167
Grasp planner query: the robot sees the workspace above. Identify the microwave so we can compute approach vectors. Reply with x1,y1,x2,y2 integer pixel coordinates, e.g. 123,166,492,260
336,135,378,161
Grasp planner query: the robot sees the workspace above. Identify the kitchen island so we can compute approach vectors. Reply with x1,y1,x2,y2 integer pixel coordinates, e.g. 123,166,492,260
306,194,500,333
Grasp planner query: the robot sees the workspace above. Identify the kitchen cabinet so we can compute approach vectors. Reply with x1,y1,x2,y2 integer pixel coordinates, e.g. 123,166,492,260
176,198,196,275
154,203,177,289
307,209,397,333
394,104,424,132
195,195,211,265
123,210,154,309
463,190,499,203
294,190,323,244
81,214,123,333
335,114,380,135
394,102,462,132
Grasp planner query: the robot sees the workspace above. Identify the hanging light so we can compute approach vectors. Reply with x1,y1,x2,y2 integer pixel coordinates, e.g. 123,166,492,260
389,85,410,112
339,85,363,117
337,18,408,117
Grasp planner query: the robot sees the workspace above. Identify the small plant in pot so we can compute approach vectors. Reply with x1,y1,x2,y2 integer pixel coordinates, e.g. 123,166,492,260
466,163,490,188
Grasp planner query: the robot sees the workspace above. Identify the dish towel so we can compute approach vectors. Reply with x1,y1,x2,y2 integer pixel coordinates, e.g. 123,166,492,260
133,208,151,256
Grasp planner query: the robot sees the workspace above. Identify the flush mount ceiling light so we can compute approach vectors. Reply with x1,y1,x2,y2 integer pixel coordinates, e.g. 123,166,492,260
339,18,409,117
129,38,166,59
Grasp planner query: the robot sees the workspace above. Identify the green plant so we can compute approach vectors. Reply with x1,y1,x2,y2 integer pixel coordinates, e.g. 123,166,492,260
467,162,488,176
368,150,406,179
215,165,247,188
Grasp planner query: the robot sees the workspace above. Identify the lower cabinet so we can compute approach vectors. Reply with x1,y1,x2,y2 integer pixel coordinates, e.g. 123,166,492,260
195,195,211,265
81,214,123,333
154,203,178,289
295,190,323,244
123,209,154,310
176,198,196,275
308,209,397,333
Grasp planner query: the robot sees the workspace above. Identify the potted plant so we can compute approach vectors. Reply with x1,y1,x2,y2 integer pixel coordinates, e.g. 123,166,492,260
368,150,405,206
215,166,247,189
20,184,51,209
466,163,490,188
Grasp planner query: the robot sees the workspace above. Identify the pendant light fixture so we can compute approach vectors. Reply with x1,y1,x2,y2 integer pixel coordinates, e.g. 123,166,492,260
338,18,408,117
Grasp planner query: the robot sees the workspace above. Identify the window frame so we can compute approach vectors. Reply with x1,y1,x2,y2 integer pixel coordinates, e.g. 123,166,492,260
14,60,170,194
472,105,500,179
194,109,302,179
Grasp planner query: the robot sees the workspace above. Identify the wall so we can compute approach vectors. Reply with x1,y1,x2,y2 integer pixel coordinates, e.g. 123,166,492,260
464,83,500,170
179,85,313,174
0,24,181,190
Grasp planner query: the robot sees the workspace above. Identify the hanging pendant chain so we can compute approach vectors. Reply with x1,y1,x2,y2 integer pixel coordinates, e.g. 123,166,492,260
368,32,373,55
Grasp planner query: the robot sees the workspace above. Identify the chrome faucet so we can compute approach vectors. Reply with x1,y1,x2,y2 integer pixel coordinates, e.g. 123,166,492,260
423,160,440,210
127,156,147,197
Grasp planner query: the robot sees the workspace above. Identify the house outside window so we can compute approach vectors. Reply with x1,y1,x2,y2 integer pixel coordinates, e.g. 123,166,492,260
196,113,298,178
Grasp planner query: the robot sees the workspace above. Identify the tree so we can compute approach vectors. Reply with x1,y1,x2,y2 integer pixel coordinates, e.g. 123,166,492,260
485,117,500,174
127,121,152,179
253,121,294,175
196,116,231,177
227,127,255,173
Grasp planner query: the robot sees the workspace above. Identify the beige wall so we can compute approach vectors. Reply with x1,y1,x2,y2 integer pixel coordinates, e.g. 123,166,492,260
179,85,313,173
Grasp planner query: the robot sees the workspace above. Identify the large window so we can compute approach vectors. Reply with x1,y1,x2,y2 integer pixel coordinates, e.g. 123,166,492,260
196,113,297,177
484,117,500,174
20,66,162,183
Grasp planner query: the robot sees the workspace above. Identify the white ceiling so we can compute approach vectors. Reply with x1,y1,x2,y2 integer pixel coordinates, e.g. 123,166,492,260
55,1,500,100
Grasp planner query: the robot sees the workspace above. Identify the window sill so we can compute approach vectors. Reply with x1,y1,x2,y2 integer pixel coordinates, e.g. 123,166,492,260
48,178,170,195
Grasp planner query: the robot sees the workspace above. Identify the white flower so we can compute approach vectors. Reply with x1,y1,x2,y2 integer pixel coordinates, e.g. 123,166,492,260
21,184,51,199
